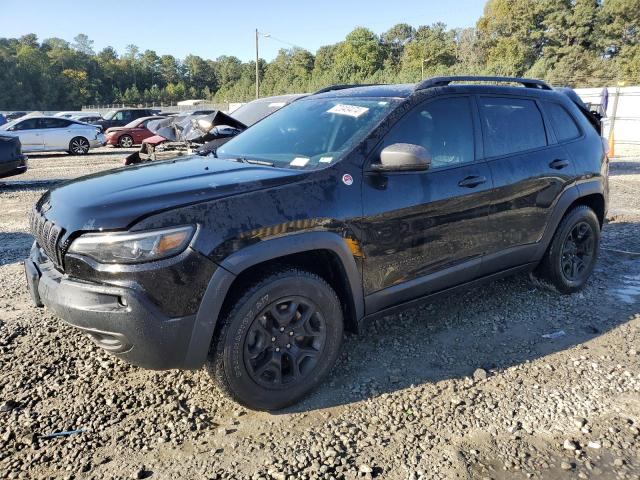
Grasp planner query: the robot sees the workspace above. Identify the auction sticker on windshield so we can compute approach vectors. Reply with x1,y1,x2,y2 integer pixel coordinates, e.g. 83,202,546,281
290,157,310,167
327,104,370,118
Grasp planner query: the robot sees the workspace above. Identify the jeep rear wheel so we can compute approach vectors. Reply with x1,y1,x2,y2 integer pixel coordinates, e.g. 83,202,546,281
535,205,600,294
207,268,343,410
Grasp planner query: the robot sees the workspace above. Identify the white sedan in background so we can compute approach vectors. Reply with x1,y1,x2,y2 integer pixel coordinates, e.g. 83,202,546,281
0,116,106,154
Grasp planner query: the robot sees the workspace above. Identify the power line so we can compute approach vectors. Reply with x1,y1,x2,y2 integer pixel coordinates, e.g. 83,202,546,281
259,32,308,52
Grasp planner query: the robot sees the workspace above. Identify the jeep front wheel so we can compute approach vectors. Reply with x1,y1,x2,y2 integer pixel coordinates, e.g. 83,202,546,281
207,268,344,410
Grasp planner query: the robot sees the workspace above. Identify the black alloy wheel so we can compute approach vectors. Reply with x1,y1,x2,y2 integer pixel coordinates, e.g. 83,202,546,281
207,268,344,410
560,221,595,282
534,205,600,294
244,296,326,388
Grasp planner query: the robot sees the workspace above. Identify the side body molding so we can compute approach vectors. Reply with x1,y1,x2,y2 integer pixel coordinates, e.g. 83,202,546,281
183,231,364,369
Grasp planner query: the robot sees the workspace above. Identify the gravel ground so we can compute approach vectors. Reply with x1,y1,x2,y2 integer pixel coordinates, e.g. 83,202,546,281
1,148,639,480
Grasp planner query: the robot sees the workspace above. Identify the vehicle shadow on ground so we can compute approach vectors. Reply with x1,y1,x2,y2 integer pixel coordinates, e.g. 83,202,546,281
0,232,33,266
27,148,135,159
284,220,640,413
0,179,66,192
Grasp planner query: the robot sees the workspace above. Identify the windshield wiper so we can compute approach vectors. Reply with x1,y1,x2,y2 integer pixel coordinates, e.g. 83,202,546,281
235,157,275,167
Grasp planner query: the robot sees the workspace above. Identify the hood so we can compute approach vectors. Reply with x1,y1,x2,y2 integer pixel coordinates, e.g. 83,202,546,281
37,155,307,234
142,134,167,146
105,126,128,134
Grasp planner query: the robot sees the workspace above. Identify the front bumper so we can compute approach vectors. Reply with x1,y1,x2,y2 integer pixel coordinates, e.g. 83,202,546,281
0,155,27,178
91,133,107,147
24,245,198,370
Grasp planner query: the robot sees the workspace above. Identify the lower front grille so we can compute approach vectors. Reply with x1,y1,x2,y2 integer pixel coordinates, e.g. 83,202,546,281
29,208,63,265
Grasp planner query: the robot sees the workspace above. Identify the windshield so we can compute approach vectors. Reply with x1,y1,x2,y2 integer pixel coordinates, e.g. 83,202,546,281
124,118,143,128
218,97,398,169
231,101,284,126
104,110,117,120
0,119,20,130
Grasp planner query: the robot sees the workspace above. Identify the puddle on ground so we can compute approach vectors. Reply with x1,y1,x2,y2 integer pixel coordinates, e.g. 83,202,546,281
614,273,640,304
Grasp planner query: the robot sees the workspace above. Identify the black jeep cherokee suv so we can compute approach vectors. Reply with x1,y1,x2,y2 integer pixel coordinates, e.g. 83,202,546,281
24,77,608,410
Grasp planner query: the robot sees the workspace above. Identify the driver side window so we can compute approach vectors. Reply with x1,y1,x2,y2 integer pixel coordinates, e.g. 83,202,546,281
380,97,475,169
14,118,40,130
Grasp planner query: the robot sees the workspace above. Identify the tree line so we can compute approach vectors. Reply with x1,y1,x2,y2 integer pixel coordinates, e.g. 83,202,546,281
0,0,638,110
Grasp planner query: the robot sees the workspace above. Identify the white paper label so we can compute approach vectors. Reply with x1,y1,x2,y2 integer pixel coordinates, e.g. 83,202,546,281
319,156,333,163
290,157,309,167
327,104,370,118
268,102,286,108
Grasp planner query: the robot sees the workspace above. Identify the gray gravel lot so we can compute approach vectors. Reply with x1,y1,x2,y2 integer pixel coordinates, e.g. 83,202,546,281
1,148,639,479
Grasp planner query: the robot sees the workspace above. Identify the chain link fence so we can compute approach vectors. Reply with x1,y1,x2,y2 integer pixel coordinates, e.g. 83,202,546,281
81,101,229,115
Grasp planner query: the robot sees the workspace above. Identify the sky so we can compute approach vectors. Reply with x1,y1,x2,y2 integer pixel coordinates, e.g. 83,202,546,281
0,0,486,62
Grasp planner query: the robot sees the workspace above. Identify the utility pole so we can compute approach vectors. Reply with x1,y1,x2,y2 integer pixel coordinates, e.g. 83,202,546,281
608,81,625,158
255,28,260,99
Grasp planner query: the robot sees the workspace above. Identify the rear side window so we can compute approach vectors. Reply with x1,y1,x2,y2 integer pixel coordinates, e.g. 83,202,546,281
544,102,580,142
380,96,475,168
479,97,547,157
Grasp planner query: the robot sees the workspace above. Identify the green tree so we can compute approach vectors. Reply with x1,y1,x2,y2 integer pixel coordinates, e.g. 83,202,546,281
123,85,141,105
72,33,94,55
382,23,416,71
159,54,182,85
332,27,385,82
400,23,457,80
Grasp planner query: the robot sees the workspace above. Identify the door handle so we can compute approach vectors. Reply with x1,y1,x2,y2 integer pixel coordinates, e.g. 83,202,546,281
458,175,487,188
549,159,569,169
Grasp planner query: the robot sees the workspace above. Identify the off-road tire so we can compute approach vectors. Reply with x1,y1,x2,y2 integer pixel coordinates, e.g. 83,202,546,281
535,205,600,294
206,267,344,410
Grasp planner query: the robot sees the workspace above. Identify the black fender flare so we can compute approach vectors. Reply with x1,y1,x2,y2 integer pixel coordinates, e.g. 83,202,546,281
532,179,605,260
182,231,364,369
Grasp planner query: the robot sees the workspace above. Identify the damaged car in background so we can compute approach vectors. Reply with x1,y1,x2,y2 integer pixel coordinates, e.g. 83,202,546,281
124,93,306,165
105,115,167,148
124,111,245,164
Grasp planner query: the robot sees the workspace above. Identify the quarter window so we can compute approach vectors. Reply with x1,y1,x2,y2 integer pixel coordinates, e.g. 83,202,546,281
545,102,580,142
379,97,475,168
479,97,547,157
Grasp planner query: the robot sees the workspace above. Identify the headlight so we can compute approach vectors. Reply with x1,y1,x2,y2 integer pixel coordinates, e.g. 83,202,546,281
67,226,195,264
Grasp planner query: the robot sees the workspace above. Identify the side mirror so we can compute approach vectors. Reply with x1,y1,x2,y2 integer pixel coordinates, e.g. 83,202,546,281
6,126,16,132
372,143,431,172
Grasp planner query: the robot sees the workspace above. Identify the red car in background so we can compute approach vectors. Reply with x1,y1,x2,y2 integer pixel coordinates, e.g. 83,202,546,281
105,116,166,148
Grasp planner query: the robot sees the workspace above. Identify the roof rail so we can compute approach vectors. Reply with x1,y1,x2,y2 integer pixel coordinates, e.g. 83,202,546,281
415,76,551,91
312,83,381,95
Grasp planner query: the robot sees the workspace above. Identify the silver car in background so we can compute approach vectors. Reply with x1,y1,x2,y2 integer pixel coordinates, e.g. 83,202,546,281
0,116,106,154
